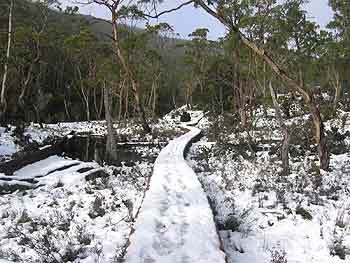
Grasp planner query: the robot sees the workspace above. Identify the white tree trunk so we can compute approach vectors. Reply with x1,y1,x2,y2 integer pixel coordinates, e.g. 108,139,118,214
269,81,290,175
1,0,14,112
104,81,117,161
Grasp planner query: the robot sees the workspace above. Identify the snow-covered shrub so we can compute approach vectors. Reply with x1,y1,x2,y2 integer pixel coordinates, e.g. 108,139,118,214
53,178,64,188
5,218,98,263
295,206,313,220
17,209,32,224
335,206,349,229
330,236,347,260
88,194,106,219
74,225,93,246
270,246,288,263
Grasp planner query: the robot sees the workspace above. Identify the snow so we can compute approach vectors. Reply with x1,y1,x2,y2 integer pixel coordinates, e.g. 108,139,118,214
1,105,350,262
125,114,226,263
0,127,20,160
13,155,81,179
186,107,350,263
0,151,156,263
0,109,197,262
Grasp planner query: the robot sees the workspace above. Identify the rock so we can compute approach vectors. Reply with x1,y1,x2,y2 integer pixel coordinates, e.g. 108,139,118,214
180,111,191,122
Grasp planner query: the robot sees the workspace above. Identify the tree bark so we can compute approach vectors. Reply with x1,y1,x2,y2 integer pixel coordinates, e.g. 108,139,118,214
64,95,71,120
76,66,90,121
104,81,117,161
269,81,290,175
0,0,14,121
330,69,341,113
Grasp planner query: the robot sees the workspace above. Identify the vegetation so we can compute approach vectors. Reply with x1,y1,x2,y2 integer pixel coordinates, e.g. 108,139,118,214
1,0,350,172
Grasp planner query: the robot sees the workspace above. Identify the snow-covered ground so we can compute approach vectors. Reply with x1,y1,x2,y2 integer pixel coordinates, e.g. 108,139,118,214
0,154,155,262
0,116,187,162
0,127,21,161
1,105,350,262
125,113,226,263
0,107,214,262
187,107,350,263
0,113,186,262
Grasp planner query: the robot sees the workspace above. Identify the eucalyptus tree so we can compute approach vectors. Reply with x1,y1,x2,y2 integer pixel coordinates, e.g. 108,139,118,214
183,28,210,107
0,0,60,124
192,0,330,170
144,23,174,117
327,0,350,109
328,0,350,50
75,0,152,133
17,0,55,123
0,0,13,123
279,0,320,88
97,58,119,160
140,0,332,169
64,28,99,121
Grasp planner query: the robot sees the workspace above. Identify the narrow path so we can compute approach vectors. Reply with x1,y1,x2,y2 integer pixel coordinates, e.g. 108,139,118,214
125,119,226,263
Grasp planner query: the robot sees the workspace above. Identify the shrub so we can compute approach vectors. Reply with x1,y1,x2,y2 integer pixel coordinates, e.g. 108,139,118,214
75,224,94,246
330,238,346,260
88,194,106,219
54,179,64,188
295,206,313,220
270,247,288,263
17,209,32,224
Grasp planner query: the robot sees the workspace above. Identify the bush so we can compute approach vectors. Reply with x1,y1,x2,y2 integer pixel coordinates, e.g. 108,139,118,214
88,194,106,219
270,247,288,263
180,111,191,122
17,210,32,224
75,224,94,246
330,239,346,260
295,206,313,220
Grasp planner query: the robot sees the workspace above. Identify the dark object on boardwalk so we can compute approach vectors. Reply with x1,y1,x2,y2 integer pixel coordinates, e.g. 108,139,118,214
180,112,191,122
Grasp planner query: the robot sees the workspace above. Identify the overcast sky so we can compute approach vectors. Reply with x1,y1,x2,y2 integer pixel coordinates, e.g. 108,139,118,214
61,0,334,40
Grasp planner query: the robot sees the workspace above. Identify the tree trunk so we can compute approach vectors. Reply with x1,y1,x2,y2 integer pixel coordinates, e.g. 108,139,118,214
197,0,330,170
104,81,117,161
310,105,330,170
0,0,13,121
332,70,341,113
118,79,124,121
76,66,90,121
64,96,71,120
233,48,247,128
99,86,104,120
269,81,290,175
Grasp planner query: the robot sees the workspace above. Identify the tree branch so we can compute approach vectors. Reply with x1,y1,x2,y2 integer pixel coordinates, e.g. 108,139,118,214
143,0,194,19
196,0,311,103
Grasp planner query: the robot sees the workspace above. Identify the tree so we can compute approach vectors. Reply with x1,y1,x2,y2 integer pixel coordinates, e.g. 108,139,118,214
269,80,290,175
76,0,151,133
0,0,13,123
327,0,350,110
194,0,330,170
64,29,99,121
184,28,210,107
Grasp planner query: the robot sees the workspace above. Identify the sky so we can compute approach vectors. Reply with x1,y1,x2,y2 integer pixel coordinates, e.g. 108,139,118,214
61,0,334,40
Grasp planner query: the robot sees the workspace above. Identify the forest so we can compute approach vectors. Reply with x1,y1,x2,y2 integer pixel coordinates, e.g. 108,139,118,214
0,0,350,263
